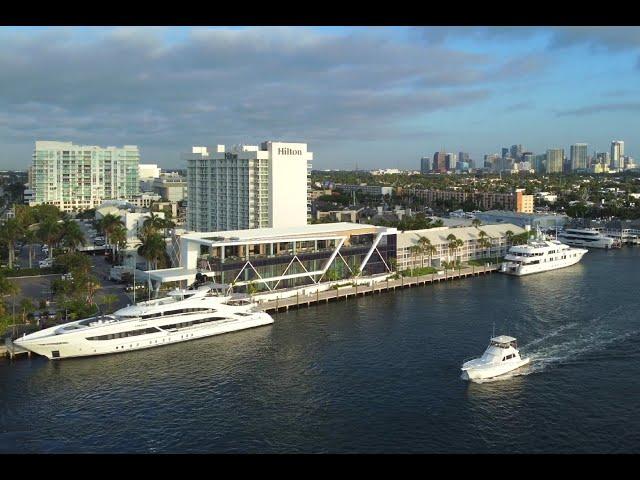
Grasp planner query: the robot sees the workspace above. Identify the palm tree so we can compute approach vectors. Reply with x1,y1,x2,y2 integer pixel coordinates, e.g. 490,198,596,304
60,220,86,252
97,213,124,247
408,244,422,275
472,218,482,228
416,235,431,268
505,230,514,245
23,226,38,269
446,233,459,262
0,218,24,269
478,230,491,260
138,233,166,271
110,224,128,265
37,218,62,259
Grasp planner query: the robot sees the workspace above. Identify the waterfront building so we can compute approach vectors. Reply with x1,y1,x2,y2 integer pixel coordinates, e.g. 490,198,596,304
546,149,564,174
570,143,588,171
144,222,398,292
610,141,624,171
186,142,312,232
402,189,534,213
473,210,568,230
335,184,393,196
31,141,140,211
397,223,525,271
421,157,433,174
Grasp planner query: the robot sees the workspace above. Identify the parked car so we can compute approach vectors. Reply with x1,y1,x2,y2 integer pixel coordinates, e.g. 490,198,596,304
39,259,53,269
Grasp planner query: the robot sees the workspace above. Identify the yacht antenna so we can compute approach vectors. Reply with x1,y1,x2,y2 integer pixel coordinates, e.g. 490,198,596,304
133,263,136,304
492,322,495,340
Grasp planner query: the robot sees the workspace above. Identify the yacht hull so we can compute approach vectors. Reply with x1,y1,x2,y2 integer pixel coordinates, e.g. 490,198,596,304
501,249,587,276
461,357,530,381
14,313,273,360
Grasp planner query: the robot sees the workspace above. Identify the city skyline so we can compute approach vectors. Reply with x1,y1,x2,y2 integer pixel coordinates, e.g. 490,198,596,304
0,26,639,169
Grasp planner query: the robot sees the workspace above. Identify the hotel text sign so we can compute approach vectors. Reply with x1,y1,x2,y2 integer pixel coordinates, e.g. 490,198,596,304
277,147,302,155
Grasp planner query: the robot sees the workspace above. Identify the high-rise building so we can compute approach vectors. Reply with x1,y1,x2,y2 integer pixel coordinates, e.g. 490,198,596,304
186,141,312,232
510,144,523,161
433,151,447,173
420,157,432,174
445,153,456,171
501,147,510,159
533,154,547,173
570,143,588,171
546,149,564,174
31,141,140,211
458,152,470,165
610,141,625,171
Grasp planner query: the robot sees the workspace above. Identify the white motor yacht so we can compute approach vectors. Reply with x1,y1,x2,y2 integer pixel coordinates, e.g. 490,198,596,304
14,284,274,360
461,335,530,381
500,228,587,276
557,228,617,249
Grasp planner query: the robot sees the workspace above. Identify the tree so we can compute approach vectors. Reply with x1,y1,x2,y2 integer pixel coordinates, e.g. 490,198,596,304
477,230,492,260
505,230,514,245
138,233,166,270
446,233,459,262
0,218,23,269
97,213,125,247
23,226,38,269
60,220,86,252
19,298,35,324
416,236,431,268
408,244,422,275
109,224,128,265
100,294,119,314
472,218,482,228
37,218,62,259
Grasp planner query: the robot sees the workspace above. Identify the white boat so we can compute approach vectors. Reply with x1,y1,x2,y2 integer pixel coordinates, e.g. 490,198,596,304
14,284,274,360
557,228,617,249
461,335,530,381
500,228,587,276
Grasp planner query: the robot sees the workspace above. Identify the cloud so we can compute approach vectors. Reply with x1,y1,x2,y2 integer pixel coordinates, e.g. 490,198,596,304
0,26,511,166
556,102,640,116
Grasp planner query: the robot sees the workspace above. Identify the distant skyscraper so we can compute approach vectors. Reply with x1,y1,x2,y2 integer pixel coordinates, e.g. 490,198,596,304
510,144,523,161
610,141,625,171
546,149,564,174
458,152,470,164
501,147,509,159
570,143,588,171
533,154,547,173
445,153,456,171
433,151,447,173
420,157,432,174
522,152,534,164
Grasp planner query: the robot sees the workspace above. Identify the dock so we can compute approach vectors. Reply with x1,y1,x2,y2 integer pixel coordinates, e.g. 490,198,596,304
0,337,31,359
259,265,498,313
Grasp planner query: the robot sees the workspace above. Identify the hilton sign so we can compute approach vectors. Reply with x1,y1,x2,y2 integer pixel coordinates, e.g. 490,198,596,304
277,147,302,155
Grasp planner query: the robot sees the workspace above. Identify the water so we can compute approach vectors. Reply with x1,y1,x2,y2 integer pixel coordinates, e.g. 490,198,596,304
2,248,640,453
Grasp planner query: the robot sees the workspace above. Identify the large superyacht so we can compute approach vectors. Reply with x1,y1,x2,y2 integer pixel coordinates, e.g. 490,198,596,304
14,284,274,360
500,228,588,276
557,227,617,249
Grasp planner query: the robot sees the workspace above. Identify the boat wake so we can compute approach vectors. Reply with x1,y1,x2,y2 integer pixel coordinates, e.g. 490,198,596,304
468,304,640,383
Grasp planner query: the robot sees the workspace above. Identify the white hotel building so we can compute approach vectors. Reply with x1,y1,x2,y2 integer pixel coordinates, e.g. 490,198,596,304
186,141,312,232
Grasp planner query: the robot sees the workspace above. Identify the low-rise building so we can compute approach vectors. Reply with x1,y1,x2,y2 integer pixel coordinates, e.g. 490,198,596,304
397,224,525,270
335,184,393,196
402,188,534,212
145,222,398,291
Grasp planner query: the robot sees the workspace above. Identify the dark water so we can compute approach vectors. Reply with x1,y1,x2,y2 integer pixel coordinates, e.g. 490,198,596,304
2,248,640,453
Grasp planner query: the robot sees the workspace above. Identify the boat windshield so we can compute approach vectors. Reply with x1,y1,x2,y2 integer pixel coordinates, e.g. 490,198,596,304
490,340,517,349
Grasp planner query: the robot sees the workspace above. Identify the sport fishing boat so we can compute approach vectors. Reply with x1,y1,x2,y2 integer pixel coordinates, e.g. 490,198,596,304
461,335,530,381
557,228,617,249
14,284,274,360
500,228,587,276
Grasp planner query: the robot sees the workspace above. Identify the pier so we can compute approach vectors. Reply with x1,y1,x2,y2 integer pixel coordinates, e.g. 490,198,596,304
258,265,498,313
0,337,31,360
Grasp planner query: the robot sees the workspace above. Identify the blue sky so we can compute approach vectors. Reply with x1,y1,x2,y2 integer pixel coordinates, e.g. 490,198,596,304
0,26,639,170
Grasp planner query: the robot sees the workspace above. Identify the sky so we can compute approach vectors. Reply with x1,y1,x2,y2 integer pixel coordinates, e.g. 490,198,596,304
0,26,639,171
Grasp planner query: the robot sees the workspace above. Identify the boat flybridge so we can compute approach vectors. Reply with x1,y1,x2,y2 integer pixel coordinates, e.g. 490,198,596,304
500,227,587,276
461,335,530,381
14,283,274,360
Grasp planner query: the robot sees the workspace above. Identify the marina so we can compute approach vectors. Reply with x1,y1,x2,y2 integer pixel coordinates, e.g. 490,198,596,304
2,248,639,453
